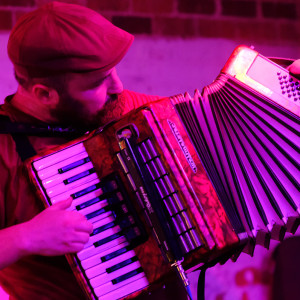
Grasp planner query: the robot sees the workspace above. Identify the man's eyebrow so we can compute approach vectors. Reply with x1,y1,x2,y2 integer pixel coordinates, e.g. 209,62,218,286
87,72,111,88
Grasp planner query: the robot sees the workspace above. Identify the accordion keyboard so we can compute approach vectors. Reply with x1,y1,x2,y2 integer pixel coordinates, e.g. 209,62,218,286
32,142,149,300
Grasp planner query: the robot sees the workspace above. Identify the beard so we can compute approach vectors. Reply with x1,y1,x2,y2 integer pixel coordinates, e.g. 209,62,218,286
94,93,135,127
50,93,125,131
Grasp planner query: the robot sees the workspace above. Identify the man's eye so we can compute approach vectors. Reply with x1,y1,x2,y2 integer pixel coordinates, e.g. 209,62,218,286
89,74,111,89
89,79,105,89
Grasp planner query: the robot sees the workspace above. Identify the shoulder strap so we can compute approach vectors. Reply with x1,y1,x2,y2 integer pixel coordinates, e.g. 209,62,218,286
0,114,86,161
0,115,36,161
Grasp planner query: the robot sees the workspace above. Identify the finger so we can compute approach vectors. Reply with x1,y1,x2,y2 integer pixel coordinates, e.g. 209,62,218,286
73,218,94,234
50,197,73,211
67,242,87,254
288,59,300,75
68,232,91,245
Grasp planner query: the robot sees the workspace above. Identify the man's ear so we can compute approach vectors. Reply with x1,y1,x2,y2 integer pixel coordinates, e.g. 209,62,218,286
32,84,59,107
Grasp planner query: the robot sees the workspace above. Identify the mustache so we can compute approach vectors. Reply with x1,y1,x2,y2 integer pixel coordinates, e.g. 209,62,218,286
105,94,118,103
95,92,134,126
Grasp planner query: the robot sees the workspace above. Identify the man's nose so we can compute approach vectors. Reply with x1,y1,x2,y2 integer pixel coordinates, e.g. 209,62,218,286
108,69,123,94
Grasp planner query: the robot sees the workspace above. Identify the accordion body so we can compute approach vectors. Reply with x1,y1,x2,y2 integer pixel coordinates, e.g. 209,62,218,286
26,45,300,300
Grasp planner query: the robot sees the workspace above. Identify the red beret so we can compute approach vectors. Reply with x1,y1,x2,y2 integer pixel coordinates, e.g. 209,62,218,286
7,1,134,78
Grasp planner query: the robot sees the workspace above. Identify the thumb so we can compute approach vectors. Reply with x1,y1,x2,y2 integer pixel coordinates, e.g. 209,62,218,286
50,197,73,210
288,59,300,74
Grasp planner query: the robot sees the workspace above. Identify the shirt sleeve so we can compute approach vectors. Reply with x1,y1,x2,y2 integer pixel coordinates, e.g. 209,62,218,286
0,134,42,229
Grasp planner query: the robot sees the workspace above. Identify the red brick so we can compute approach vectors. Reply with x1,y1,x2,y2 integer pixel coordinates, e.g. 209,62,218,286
153,17,197,37
87,0,130,12
197,19,281,43
0,10,12,30
133,0,174,14
196,19,237,39
36,0,86,7
262,2,297,20
236,21,278,42
222,0,257,18
0,0,35,6
112,16,151,34
178,0,215,15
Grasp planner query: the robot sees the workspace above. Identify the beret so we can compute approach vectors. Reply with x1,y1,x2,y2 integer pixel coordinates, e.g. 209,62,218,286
7,1,134,77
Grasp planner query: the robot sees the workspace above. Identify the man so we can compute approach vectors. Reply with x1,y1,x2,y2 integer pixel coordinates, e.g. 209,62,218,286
0,2,159,299
1,2,300,300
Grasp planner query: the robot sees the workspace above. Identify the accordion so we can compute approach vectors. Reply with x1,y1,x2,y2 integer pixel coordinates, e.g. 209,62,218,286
26,45,300,300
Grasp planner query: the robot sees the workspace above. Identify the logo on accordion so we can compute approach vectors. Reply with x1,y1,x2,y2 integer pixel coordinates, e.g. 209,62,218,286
167,119,197,173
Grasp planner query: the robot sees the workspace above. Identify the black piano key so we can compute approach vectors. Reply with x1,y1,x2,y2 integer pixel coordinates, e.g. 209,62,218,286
76,196,103,210
71,183,102,199
76,192,123,212
63,168,95,185
111,267,144,285
106,257,138,273
58,157,91,173
101,246,131,262
94,232,122,247
71,180,118,199
92,216,135,236
86,206,110,220
94,227,141,248
92,221,115,236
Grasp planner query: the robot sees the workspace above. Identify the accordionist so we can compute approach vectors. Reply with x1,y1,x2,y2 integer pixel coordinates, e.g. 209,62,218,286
1,2,300,300
0,2,189,300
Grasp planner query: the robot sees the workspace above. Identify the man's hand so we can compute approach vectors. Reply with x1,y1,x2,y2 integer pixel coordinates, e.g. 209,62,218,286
287,59,300,77
21,197,93,256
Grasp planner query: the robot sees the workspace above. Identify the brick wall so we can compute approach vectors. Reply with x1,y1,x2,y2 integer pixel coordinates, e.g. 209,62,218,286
0,0,299,45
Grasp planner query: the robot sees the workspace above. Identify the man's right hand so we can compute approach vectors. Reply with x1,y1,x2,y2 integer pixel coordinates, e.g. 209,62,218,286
21,197,93,256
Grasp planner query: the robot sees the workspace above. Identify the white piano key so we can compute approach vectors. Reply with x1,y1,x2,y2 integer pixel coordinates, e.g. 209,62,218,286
46,173,99,198
92,215,116,230
37,152,90,180
85,250,137,279
41,162,94,189
77,236,127,260
98,276,149,300
33,142,87,171
81,242,129,270
50,178,100,204
84,226,121,249
94,272,146,297
89,261,142,288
